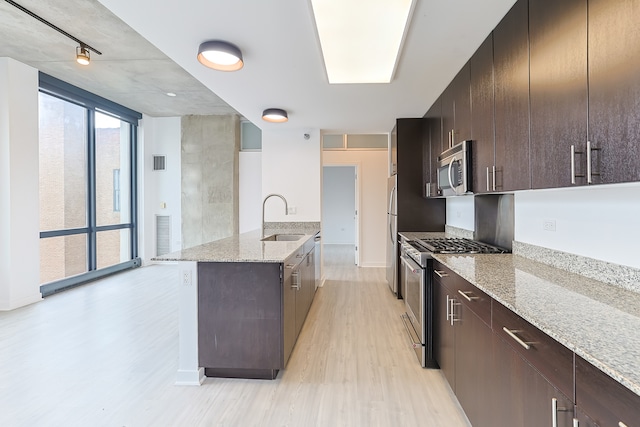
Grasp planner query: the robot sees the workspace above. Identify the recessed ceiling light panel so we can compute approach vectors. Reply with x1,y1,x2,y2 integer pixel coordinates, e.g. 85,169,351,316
311,0,415,84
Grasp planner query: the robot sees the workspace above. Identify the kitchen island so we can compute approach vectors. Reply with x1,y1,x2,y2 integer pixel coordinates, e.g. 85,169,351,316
153,224,320,384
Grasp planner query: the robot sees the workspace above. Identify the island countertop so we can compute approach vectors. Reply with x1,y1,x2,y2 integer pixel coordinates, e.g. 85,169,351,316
152,228,319,263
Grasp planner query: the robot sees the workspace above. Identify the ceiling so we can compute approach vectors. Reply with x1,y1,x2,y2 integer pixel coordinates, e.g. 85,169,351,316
1,0,517,134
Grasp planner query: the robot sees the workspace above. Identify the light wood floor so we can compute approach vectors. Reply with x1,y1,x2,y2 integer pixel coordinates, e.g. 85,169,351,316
0,245,470,426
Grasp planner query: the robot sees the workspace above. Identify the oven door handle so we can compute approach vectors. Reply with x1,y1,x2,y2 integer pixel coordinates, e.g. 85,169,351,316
400,254,421,273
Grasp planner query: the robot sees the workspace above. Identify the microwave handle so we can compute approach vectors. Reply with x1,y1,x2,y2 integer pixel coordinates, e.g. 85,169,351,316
447,158,461,195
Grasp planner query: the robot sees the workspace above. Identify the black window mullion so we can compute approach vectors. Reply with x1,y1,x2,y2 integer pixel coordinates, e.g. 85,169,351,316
87,109,97,271
130,124,138,259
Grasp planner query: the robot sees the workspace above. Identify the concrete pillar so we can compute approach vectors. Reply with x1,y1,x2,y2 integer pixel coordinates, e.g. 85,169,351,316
0,58,42,310
181,115,240,249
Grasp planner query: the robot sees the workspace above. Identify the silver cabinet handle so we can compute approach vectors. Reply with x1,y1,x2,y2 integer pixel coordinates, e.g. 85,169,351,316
446,295,451,321
434,270,448,278
573,419,579,427
291,271,300,290
502,327,532,350
586,140,601,184
552,397,570,427
457,290,479,301
450,298,460,326
619,422,629,427
492,165,496,191
571,145,585,184
486,167,490,192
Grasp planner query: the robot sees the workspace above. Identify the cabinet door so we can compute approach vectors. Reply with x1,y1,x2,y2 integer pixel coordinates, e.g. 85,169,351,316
425,98,443,186
529,0,588,189
442,64,472,147
433,273,455,388
442,81,456,150
492,332,575,427
453,62,472,143
575,355,640,427
283,264,296,365
470,33,496,194
494,0,531,191
588,0,640,184
454,300,495,427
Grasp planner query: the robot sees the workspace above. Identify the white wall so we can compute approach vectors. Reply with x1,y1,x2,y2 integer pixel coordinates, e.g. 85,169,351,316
261,129,321,221
323,150,387,267
140,116,182,264
442,182,640,269
0,58,42,310
239,151,262,233
515,183,640,269
322,166,356,244
446,196,475,232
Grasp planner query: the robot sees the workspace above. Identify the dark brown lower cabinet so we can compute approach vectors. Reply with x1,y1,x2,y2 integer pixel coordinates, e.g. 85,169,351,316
198,238,317,380
433,273,455,387
492,330,574,427
432,263,581,427
575,355,640,427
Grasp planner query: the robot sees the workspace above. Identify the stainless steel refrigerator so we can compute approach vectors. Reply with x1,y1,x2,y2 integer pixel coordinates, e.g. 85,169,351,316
386,175,398,294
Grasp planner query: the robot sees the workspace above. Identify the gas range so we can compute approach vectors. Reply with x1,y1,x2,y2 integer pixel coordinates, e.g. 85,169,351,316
401,237,510,267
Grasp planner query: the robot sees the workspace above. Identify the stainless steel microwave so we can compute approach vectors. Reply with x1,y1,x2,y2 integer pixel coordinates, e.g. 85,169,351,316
436,140,472,196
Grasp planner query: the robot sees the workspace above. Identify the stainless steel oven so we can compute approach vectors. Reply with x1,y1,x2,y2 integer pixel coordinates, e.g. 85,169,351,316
399,239,436,368
399,236,509,368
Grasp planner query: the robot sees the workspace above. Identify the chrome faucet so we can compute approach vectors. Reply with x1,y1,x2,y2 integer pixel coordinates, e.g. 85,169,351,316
262,193,288,238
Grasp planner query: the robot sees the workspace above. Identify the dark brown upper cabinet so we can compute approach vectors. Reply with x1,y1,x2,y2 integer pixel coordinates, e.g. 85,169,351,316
529,0,588,189
424,97,443,190
493,0,531,192
588,0,640,184
442,62,471,149
470,34,496,194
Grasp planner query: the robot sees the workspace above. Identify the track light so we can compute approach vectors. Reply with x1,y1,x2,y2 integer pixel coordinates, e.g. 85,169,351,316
76,45,90,66
262,108,288,123
5,0,102,66
197,40,244,71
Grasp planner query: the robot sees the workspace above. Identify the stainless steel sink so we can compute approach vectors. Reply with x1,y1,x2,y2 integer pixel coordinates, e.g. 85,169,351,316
260,234,305,242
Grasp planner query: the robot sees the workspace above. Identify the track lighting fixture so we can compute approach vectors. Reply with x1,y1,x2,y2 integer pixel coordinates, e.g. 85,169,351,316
76,45,90,66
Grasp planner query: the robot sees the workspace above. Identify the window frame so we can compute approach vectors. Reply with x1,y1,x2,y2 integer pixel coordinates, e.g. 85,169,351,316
38,73,142,296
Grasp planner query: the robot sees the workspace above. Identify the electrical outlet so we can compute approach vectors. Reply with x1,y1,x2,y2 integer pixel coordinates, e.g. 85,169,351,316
182,270,192,286
287,206,297,215
543,219,556,232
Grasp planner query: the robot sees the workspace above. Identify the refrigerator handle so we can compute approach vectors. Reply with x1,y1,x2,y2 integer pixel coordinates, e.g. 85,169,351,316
388,185,396,215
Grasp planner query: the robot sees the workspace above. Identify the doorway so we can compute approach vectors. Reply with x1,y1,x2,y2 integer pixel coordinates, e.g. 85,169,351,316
322,165,360,266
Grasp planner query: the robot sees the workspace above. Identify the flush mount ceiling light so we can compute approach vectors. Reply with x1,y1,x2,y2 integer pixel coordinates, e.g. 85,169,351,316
262,108,288,123
310,0,415,84
197,40,244,71
5,0,102,66
76,45,90,66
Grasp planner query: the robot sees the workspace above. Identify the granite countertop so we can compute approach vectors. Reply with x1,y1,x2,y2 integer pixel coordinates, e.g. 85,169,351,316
153,227,319,263
432,253,640,397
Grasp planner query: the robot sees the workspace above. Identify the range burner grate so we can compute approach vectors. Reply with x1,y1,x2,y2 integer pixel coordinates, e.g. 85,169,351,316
414,238,510,254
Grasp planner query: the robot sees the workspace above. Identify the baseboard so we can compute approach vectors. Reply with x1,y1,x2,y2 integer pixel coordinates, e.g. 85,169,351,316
0,293,43,311
175,367,205,386
359,262,386,268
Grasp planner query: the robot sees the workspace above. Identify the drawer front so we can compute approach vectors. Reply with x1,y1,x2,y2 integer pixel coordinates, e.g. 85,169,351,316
492,300,574,400
575,355,640,427
433,261,491,326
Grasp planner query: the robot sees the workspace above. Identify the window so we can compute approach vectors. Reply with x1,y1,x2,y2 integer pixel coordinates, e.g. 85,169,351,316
38,73,141,296
240,120,262,150
322,133,388,150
